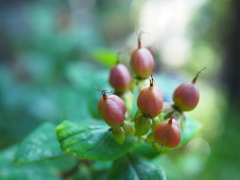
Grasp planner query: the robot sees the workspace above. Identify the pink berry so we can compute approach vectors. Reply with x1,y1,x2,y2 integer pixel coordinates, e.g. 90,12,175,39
153,118,181,148
96,88,126,127
173,67,206,111
130,31,154,79
137,75,164,117
109,62,132,94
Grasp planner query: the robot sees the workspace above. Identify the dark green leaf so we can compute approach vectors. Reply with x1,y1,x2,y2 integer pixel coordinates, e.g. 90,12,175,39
13,122,65,165
56,120,137,161
107,154,166,180
132,143,159,159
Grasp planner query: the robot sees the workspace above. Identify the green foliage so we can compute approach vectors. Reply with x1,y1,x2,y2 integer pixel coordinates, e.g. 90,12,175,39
107,154,166,180
56,120,137,161
0,146,61,180
0,2,207,179
13,123,65,165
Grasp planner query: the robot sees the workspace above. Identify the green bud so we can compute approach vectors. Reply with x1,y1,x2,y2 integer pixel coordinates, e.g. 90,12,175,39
124,112,134,121
158,113,164,122
134,114,152,136
119,91,134,113
146,132,154,144
129,79,136,93
121,121,135,136
151,116,160,130
152,142,164,152
161,146,173,154
138,78,149,91
152,142,173,154
111,126,125,144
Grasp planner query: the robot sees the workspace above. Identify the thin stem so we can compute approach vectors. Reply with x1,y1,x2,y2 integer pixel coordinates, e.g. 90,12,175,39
192,67,207,83
95,87,113,100
136,31,145,48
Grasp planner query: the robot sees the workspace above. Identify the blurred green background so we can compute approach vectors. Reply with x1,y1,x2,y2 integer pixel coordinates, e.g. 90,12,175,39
0,0,240,179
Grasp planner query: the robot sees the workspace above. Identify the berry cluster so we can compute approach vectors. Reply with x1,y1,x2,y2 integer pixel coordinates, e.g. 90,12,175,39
96,31,205,152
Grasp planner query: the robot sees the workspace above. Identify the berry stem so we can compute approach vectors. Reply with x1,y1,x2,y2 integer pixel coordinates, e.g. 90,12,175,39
137,31,145,49
146,73,155,88
95,87,113,100
192,67,207,83
116,52,122,64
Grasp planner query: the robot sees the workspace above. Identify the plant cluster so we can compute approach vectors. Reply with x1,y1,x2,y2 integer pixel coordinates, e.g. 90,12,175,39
10,31,205,180
97,31,205,153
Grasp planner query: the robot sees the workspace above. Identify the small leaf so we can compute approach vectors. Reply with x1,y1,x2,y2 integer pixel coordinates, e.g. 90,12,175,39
107,154,166,180
56,120,137,161
13,122,65,165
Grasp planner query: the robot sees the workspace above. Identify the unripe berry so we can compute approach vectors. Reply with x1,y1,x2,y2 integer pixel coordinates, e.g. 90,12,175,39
134,114,152,136
109,57,132,93
173,67,206,111
137,75,164,117
96,88,126,127
153,118,181,148
130,31,154,79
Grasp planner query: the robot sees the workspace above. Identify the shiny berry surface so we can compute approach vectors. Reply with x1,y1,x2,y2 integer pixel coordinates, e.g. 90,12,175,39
137,75,163,117
173,82,199,111
109,63,132,93
153,118,181,148
130,48,154,79
98,94,126,127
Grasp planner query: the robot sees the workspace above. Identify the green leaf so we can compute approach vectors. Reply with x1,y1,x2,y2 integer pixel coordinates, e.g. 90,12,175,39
13,122,65,165
56,120,137,161
90,49,117,68
0,146,61,180
132,142,159,159
107,154,166,180
179,115,202,146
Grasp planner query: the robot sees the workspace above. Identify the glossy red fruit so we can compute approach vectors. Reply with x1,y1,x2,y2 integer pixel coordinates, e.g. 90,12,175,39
173,67,206,111
97,88,126,127
109,62,132,94
153,118,181,148
130,31,154,79
137,75,164,117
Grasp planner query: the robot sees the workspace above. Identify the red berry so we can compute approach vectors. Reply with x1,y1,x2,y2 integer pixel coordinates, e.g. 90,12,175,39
130,31,154,79
137,75,164,117
153,118,181,148
96,88,126,127
109,62,132,94
173,67,206,111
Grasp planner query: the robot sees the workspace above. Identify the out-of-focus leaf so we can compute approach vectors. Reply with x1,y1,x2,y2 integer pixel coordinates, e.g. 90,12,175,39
90,49,116,68
132,142,159,159
107,153,166,180
91,161,112,180
87,69,111,119
56,120,137,161
0,146,61,180
179,116,202,146
13,123,65,165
